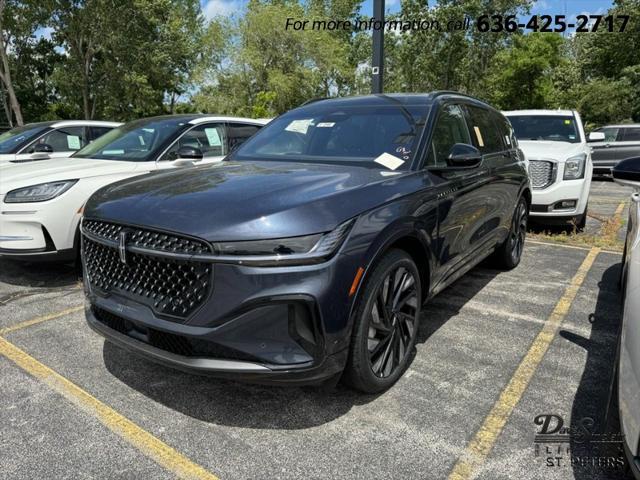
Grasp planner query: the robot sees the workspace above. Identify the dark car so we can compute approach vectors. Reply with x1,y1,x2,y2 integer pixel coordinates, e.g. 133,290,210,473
589,124,640,175
81,93,530,393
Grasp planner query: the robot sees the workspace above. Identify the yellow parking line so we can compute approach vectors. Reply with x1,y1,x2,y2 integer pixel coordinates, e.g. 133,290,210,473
0,306,84,335
0,337,219,480
614,201,626,217
448,247,600,480
526,239,620,255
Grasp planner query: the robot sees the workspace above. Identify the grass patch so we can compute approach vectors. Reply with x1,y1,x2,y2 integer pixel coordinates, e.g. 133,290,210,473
527,208,626,252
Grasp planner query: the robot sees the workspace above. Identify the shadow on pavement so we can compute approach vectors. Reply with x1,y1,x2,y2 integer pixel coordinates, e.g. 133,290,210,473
559,263,632,479
102,264,499,430
0,258,78,289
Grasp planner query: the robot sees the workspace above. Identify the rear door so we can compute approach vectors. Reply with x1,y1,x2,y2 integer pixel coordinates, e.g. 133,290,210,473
464,105,512,246
427,103,491,284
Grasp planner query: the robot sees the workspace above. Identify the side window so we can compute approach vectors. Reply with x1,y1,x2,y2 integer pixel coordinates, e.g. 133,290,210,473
89,127,114,142
466,106,505,154
27,126,86,152
497,114,516,150
160,123,227,161
595,127,619,142
227,123,262,152
426,104,472,167
622,127,640,142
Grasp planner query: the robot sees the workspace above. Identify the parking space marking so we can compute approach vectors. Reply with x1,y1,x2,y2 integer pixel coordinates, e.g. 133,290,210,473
0,306,84,335
447,247,600,480
614,201,626,217
526,239,620,255
0,336,219,480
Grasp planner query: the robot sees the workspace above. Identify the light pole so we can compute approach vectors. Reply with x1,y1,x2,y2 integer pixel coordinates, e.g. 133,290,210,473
371,0,384,94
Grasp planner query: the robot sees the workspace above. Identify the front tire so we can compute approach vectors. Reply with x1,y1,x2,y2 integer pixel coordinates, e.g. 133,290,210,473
492,196,528,270
343,249,422,393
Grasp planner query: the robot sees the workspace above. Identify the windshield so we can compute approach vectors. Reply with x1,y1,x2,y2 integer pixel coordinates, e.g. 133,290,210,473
73,117,189,161
0,125,49,154
507,115,581,143
230,103,427,169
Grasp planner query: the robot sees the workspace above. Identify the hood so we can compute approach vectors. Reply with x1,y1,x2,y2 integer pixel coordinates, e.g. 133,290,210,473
517,140,586,161
0,157,142,194
85,160,425,241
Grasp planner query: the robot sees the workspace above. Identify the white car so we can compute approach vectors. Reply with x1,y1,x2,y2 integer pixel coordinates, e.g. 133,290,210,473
613,157,640,479
0,115,268,261
0,120,121,164
504,110,593,229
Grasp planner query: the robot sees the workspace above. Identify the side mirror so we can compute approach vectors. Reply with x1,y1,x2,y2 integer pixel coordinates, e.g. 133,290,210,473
613,157,640,189
588,132,606,142
447,143,482,169
177,146,203,160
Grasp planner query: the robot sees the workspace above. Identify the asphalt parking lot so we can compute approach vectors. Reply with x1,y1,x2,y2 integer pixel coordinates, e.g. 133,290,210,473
0,179,635,480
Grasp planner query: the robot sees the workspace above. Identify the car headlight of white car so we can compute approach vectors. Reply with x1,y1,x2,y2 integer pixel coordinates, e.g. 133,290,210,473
563,153,586,180
4,180,78,203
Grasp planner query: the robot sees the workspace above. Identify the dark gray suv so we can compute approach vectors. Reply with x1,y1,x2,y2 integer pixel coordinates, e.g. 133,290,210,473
589,124,640,175
81,92,530,393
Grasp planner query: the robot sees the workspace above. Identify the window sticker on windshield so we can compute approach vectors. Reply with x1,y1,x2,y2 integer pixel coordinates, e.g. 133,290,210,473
374,152,404,170
564,120,572,125
67,135,81,150
103,149,125,155
569,135,576,139
316,122,335,128
285,119,313,134
138,135,146,146
473,126,484,147
204,128,222,146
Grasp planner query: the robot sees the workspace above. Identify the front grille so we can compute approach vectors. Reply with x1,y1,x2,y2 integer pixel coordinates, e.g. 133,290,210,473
83,219,211,255
529,160,555,189
92,306,259,361
82,223,212,320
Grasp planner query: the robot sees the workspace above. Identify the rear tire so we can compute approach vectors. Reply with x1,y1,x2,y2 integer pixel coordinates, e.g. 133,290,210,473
492,196,528,270
343,249,422,393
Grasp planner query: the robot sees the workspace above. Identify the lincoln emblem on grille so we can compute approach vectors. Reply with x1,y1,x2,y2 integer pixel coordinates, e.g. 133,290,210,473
118,231,128,264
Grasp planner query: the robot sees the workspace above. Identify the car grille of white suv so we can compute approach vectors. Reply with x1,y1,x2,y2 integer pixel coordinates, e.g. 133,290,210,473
528,160,556,189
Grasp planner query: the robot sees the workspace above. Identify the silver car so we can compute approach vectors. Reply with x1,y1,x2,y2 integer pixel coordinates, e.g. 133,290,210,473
590,124,640,175
614,156,640,478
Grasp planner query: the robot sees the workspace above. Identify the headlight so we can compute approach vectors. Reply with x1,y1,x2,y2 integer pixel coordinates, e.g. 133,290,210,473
563,154,586,180
4,180,78,203
212,219,354,266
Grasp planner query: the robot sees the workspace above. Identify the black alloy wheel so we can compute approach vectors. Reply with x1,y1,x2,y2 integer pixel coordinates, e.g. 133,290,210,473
492,196,528,270
344,249,422,393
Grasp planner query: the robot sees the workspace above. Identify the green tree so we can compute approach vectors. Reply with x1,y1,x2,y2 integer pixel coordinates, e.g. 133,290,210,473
51,0,207,121
0,0,52,125
487,33,564,110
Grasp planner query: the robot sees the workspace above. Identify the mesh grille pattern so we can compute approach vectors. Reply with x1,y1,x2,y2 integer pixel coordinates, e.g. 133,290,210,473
92,307,259,361
83,237,211,319
83,219,210,255
529,160,555,189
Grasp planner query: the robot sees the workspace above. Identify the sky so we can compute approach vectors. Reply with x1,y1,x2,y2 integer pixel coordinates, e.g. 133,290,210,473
200,0,614,21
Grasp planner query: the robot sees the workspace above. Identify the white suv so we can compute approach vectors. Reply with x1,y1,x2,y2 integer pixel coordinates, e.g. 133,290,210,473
504,110,592,229
0,115,267,262
0,120,121,164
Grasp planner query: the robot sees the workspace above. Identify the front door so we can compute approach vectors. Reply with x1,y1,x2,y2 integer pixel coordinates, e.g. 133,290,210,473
426,103,491,286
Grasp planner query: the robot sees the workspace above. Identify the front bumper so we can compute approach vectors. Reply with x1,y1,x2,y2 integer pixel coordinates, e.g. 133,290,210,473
530,175,591,218
0,193,81,261
85,301,348,385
